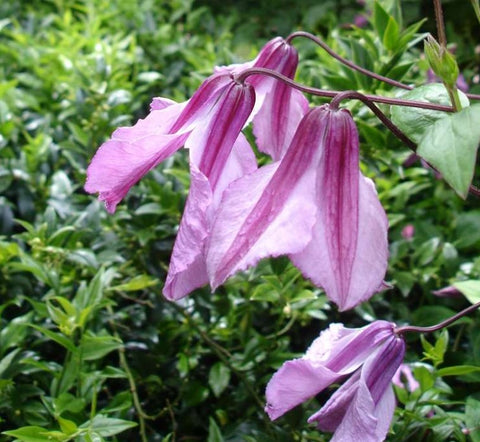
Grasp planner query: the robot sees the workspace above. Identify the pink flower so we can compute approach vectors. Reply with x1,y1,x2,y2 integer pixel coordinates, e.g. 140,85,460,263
265,321,405,442
401,224,415,240
392,364,420,392
207,104,389,311
85,37,307,301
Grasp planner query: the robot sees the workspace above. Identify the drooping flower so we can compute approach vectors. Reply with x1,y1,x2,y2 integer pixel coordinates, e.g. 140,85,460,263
265,321,405,442
207,104,389,311
85,37,308,301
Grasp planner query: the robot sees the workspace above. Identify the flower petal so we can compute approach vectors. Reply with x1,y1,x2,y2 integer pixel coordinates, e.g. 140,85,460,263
304,321,395,373
290,108,389,311
162,163,211,300
84,102,188,213
163,133,256,301
207,108,328,288
187,82,256,188
253,85,309,160
265,358,342,421
309,337,402,442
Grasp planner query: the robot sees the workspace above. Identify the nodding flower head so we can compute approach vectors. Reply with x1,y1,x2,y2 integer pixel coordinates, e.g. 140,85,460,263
265,321,405,442
207,104,389,311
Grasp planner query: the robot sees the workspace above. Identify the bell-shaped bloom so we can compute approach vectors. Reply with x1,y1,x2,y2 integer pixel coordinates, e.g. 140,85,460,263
84,72,241,213
162,80,257,300
216,37,309,160
265,321,405,442
85,36,306,213
85,36,309,301
207,104,389,311
246,37,309,160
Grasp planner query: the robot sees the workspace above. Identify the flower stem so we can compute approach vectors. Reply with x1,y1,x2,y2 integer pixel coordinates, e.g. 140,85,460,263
433,0,448,47
330,90,416,151
107,305,151,442
447,85,463,111
395,301,480,335
286,31,412,90
235,67,454,112
236,67,480,198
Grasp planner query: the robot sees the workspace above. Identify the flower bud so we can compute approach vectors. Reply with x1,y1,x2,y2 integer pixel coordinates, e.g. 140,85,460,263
424,35,459,88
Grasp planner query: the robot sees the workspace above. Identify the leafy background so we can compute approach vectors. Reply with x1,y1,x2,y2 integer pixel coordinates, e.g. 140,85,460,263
1,0,480,440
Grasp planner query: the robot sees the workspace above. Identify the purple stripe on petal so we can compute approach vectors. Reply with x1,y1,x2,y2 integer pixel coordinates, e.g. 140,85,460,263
170,73,233,133
291,107,389,311
321,109,360,301
207,107,330,288
188,82,255,188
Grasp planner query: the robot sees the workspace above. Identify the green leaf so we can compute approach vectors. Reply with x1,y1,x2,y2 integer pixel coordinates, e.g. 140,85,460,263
373,1,391,40
453,280,480,304
207,417,224,442
80,334,123,361
390,83,469,144
208,362,231,398
57,417,77,435
26,324,77,353
466,397,480,442
417,104,480,198
437,365,480,377
0,348,20,377
82,415,137,437
455,211,480,250
110,275,158,292
54,393,86,415
2,426,61,442
383,16,400,51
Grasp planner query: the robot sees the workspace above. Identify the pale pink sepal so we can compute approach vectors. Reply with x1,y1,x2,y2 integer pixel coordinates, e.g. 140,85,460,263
163,134,257,301
291,107,389,311
206,108,326,288
84,101,188,213
252,86,309,160
163,81,256,301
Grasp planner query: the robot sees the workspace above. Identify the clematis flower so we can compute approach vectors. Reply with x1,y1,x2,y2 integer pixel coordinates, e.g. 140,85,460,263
207,104,389,311
265,321,405,442
85,36,308,301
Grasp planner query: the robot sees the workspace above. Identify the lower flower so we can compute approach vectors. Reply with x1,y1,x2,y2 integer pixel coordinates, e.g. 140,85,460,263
265,321,405,442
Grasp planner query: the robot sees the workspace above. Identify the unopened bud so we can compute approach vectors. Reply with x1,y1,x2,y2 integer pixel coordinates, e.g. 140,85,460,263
424,35,459,88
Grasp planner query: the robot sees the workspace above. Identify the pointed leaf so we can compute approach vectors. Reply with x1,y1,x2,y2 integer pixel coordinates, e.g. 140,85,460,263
390,83,469,144
453,279,480,304
417,104,480,198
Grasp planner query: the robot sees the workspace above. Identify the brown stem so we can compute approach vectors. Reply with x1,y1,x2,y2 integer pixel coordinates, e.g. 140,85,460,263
433,0,448,47
330,90,417,151
235,67,454,112
286,31,412,90
395,301,480,335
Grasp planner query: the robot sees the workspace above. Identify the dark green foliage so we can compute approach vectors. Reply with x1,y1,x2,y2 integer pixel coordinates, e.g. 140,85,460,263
1,0,480,440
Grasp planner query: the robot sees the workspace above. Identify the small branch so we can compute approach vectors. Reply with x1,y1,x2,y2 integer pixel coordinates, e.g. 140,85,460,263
236,68,480,198
107,305,153,442
286,31,412,90
433,0,448,47
235,67,454,112
467,93,480,101
395,301,480,335
330,90,417,151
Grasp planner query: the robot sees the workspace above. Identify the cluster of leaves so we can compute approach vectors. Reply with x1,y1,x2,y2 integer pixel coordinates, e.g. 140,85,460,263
1,0,480,440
